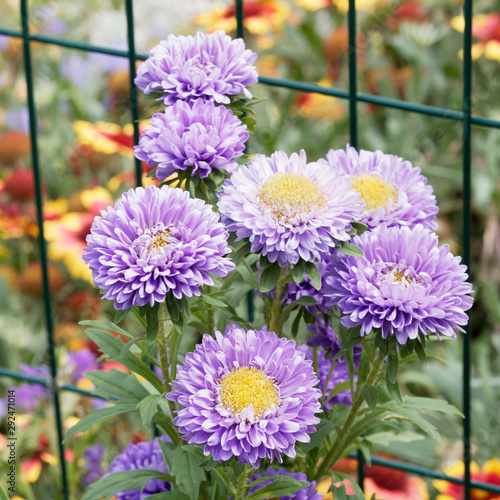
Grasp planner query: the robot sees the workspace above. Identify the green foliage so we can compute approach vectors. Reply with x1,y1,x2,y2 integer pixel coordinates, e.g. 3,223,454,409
246,476,309,500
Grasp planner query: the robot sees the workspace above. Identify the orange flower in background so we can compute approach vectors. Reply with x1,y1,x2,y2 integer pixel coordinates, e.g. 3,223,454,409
44,186,113,283
73,120,147,158
295,79,347,120
0,130,31,164
433,459,500,500
195,0,290,37
18,261,67,296
452,13,500,62
332,0,391,13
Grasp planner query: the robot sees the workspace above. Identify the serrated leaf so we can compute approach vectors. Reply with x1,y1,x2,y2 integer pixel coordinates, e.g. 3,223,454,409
171,446,206,499
361,386,379,411
304,262,321,290
82,469,173,500
64,404,138,443
85,369,149,403
120,337,142,357
246,476,309,500
337,242,364,257
259,261,282,293
137,394,162,427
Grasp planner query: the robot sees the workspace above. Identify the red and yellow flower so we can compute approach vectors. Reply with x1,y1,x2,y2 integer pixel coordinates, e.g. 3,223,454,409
452,13,500,62
434,459,500,500
295,79,347,120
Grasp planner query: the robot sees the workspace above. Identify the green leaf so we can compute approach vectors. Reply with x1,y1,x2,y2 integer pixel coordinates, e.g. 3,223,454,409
415,338,427,364
85,329,163,393
246,476,309,500
403,396,464,417
291,260,305,283
171,446,206,499
202,295,228,309
301,418,335,452
337,242,364,257
326,380,351,402
0,483,9,500
361,386,379,411
148,492,190,500
114,308,130,324
386,376,403,403
350,221,368,235
232,240,252,262
291,308,303,338
82,469,173,500
259,261,282,293
79,320,133,340
137,394,163,427
364,430,425,446
64,404,138,443
304,262,321,290
120,337,142,358
295,296,317,306
146,303,160,343
85,369,150,403
259,255,273,269
387,351,399,384
329,472,366,500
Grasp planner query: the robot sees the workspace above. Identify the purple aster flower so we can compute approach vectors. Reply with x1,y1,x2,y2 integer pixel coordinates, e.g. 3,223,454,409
84,185,234,310
19,363,50,379
248,467,322,500
108,436,170,500
82,443,105,486
135,30,258,105
66,349,98,383
299,345,353,409
134,99,248,180
168,327,321,468
325,146,438,230
217,150,363,267
323,224,474,344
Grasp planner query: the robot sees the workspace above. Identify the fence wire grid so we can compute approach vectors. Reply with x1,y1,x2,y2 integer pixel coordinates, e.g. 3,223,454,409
0,0,497,498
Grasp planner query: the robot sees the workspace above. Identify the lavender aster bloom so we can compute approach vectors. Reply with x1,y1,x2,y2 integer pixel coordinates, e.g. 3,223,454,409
108,436,170,499
248,468,322,500
84,185,234,310
83,444,105,486
134,99,248,180
168,327,321,468
135,30,258,105
323,224,474,344
325,146,438,230
217,150,363,267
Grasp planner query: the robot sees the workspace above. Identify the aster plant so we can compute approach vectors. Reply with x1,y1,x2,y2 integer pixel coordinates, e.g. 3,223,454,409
67,29,474,500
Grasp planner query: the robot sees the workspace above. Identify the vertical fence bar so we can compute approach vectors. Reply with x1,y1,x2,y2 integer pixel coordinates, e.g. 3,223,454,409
124,0,142,187
347,0,364,489
19,1,69,498
462,0,473,498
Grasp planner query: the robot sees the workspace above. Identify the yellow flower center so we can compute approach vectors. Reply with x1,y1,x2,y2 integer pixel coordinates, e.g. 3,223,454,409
220,366,280,418
391,270,405,283
351,174,397,211
259,173,326,221
148,230,171,254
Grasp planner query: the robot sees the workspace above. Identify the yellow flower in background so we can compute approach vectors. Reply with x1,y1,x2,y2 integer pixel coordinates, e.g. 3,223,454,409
295,0,390,12
433,459,500,500
73,120,148,158
195,0,290,37
452,13,500,62
295,79,347,120
293,0,329,12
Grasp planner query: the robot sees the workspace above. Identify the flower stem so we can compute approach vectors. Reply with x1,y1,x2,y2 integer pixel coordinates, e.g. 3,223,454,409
269,267,288,335
316,354,385,478
235,464,251,500
157,303,177,417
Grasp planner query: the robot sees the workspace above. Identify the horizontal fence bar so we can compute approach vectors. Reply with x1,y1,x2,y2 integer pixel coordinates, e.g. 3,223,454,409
1,28,500,129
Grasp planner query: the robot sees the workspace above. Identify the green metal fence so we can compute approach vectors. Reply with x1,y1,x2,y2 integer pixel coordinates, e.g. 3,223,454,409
0,0,498,498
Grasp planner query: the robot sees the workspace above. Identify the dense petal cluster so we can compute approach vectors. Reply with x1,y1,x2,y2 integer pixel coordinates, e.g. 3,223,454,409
217,150,363,267
134,99,248,180
168,327,321,468
323,224,473,344
135,30,258,105
108,437,170,500
248,467,322,500
84,185,234,310
325,146,438,230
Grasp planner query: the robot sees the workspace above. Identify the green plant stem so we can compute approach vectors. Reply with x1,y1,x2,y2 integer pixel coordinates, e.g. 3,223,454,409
156,303,177,417
316,354,385,478
235,464,251,500
269,267,288,335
